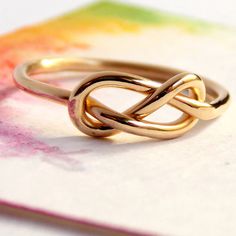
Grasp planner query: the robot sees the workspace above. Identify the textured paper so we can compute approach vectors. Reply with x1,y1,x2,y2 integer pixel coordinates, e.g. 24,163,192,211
0,1,236,235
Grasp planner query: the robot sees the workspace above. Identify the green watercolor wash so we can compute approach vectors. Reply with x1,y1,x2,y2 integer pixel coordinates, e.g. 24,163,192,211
59,0,225,33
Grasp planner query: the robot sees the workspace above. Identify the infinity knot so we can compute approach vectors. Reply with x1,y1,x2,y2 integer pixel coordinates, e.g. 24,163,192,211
68,71,208,139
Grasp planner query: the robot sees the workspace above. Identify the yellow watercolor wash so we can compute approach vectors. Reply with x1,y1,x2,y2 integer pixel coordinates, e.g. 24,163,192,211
0,0,231,84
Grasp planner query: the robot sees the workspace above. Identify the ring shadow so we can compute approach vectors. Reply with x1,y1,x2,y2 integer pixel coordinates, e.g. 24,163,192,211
44,118,218,157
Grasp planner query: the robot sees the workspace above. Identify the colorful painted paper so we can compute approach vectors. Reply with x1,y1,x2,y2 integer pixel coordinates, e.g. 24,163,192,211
0,1,236,235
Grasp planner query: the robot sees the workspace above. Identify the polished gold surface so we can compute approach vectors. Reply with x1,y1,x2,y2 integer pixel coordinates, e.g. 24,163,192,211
13,57,230,139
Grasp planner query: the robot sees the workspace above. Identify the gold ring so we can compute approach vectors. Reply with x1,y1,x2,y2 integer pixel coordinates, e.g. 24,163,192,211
13,57,230,139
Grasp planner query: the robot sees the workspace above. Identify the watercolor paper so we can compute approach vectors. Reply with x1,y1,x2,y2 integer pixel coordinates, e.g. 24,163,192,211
0,1,236,235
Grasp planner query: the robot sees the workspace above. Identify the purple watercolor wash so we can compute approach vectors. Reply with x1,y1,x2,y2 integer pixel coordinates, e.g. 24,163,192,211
0,118,63,158
0,85,91,170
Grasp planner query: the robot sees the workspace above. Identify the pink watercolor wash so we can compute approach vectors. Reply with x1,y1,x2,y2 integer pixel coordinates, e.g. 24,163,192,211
0,36,92,163
0,76,92,171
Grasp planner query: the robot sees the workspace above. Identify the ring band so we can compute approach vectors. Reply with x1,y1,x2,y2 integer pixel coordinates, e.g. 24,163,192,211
13,57,230,139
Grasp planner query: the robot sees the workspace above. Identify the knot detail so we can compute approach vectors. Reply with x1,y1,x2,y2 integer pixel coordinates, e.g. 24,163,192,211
68,71,211,139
